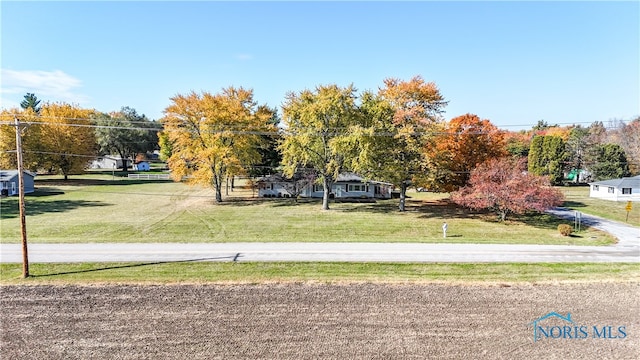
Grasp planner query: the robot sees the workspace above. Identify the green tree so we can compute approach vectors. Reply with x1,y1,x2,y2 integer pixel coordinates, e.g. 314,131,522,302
279,84,361,210
20,93,42,114
527,135,567,185
162,88,274,202
95,107,160,174
589,143,631,180
249,108,282,177
565,125,590,174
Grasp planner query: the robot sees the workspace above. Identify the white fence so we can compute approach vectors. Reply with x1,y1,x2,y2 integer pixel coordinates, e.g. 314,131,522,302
127,173,171,180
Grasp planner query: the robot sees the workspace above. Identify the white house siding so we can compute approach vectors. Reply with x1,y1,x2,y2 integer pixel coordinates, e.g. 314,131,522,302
589,176,640,202
257,172,393,200
258,182,294,198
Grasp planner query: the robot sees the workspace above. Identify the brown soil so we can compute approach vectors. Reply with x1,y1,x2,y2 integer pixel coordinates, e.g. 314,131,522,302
1,282,638,359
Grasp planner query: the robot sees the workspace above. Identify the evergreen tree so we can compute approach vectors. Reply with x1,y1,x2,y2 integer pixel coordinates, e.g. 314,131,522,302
589,144,631,180
20,93,42,114
527,135,567,185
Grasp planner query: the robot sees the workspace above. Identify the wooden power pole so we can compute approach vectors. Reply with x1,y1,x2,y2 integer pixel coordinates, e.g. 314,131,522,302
14,117,29,278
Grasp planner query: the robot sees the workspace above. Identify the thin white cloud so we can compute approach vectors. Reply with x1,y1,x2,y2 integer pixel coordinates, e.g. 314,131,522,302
0,69,90,105
235,54,253,61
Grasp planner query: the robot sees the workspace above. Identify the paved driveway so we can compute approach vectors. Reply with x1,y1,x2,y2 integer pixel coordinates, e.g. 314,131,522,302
1,208,638,263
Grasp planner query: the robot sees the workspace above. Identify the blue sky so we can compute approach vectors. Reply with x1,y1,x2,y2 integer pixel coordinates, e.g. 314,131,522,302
1,1,638,129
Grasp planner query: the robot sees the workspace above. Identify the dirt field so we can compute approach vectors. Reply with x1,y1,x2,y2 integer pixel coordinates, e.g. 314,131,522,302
1,282,638,359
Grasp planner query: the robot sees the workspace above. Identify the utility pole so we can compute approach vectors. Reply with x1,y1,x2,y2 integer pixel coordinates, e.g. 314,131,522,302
14,117,29,278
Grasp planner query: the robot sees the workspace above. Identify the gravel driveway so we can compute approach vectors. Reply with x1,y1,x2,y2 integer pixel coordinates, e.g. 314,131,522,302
1,282,638,359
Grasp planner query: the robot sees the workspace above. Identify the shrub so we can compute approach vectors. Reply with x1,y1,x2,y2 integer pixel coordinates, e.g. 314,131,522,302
558,224,573,236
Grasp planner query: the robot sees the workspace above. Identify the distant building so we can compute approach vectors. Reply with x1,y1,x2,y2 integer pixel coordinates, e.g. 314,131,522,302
133,161,151,171
90,156,131,170
589,175,640,202
0,170,36,196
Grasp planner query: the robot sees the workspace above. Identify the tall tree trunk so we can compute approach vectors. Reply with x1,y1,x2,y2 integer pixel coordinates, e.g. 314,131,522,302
118,150,129,176
322,177,332,210
213,172,223,203
399,181,407,212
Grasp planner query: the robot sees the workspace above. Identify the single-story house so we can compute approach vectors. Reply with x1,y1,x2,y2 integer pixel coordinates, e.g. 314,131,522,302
588,175,640,202
257,172,393,199
0,170,36,196
90,156,131,170
133,161,150,171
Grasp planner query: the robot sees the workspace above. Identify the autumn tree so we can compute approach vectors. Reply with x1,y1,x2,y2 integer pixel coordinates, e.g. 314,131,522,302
161,88,274,202
527,135,567,185
503,130,531,159
279,84,361,210
347,76,447,211
94,106,160,173
451,158,564,222
37,103,98,179
607,118,640,175
421,113,506,192
0,108,47,170
0,109,23,169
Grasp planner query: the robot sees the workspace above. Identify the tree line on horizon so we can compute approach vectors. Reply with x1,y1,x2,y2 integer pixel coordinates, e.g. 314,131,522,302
0,78,638,217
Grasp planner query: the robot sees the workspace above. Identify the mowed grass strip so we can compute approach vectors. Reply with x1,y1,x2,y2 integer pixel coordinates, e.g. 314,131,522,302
1,262,639,284
0,175,615,245
561,186,640,225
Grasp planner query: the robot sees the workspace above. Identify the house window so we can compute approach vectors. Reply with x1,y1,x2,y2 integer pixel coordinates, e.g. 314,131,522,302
622,188,632,195
349,184,367,192
608,187,615,194
592,185,599,191
313,184,322,192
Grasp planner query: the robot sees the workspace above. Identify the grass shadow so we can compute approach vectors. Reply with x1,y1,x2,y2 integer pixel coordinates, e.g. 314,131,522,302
563,200,587,209
0,197,110,219
36,178,174,187
32,254,241,278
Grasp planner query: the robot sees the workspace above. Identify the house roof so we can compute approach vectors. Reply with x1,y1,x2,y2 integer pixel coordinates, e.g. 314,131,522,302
0,170,36,181
257,172,393,186
589,175,640,188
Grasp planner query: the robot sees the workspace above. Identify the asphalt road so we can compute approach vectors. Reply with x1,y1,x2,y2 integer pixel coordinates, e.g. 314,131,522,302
1,208,638,263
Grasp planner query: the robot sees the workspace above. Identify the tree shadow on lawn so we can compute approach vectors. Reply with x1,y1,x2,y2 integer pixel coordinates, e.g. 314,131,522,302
563,200,587,209
337,198,481,220
31,254,240,278
0,196,110,219
36,178,173,187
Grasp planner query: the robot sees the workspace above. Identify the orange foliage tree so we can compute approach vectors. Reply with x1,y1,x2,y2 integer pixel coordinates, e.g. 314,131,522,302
422,113,506,192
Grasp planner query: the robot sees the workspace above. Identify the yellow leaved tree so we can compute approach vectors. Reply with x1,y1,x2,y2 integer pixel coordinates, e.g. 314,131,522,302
161,87,274,202
1,105,95,176
37,103,97,179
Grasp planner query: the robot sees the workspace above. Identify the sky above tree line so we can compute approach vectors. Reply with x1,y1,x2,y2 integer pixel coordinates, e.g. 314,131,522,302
1,1,638,130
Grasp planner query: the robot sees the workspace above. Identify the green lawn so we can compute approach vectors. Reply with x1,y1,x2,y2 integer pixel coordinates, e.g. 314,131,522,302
0,175,614,245
1,262,638,285
560,185,640,225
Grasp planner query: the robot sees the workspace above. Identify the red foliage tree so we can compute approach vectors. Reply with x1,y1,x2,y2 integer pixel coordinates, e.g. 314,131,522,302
451,158,564,221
